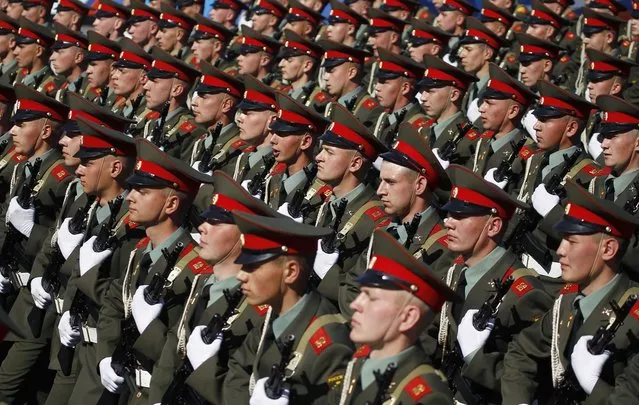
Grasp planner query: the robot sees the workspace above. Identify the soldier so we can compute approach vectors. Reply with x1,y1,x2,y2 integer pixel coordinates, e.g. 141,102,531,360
0,85,20,250
278,30,332,112
148,170,277,404
311,104,390,314
281,0,322,41
83,31,121,105
407,18,454,64
176,0,203,18
373,49,431,149
319,40,385,130
265,93,329,212
190,15,234,69
249,0,285,38
0,12,19,86
96,139,212,403
127,0,160,53
5,0,22,19
236,26,281,83
429,165,554,404
502,180,639,405
20,0,52,24
222,211,355,404
0,85,74,403
523,1,566,46
366,8,405,57
475,63,537,194
418,55,479,167
91,0,130,42
13,18,63,98
52,0,89,31
155,4,195,61
344,0,371,17
142,47,206,161
207,0,243,31
51,25,88,104
324,0,368,48
433,0,477,66
479,1,516,74
516,33,563,90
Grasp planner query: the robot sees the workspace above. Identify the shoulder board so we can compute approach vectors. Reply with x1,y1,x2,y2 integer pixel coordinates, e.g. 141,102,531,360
314,91,330,103
254,304,270,316
146,111,161,120
44,81,57,94
51,165,71,182
136,237,151,249
179,242,196,258
376,218,391,228
560,283,579,295
19,67,28,76
481,130,496,139
511,278,534,297
622,39,631,48
270,162,287,176
410,117,436,128
310,326,332,355
230,139,247,150
317,184,333,201
519,145,542,160
630,300,639,321
179,120,197,134
90,87,101,96
513,23,524,33
581,163,611,177
465,128,479,141
453,255,464,264
507,54,517,63
363,98,379,110
13,153,26,162
560,55,571,64
123,214,139,230
365,205,386,222
427,224,448,247
187,255,213,274
404,376,432,401
417,9,430,19
60,82,69,90
353,344,371,358
564,31,575,41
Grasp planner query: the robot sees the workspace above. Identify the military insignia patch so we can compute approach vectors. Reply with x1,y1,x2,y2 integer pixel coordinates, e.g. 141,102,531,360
180,121,196,133
511,279,533,297
622,40,631,48
363,99,378,110
52,165,70,182
231,140,247,150
254,304,270,316
365,206,385,221
188,257,213,274
376,218,391,228
327,372,344,389
565,32,575,40
13,153,26,162
631,300,639,321
136,237,151,249
560,55,570,63
124,215,139,229
270,162,287,176
146,111,161,120
310,327,332,355
314,92,329,103
560,283,579,295
353,344,371,358
507,54,516,63
465,129,479,140
405,376,431,401
44,82,56,94
582,164,611,177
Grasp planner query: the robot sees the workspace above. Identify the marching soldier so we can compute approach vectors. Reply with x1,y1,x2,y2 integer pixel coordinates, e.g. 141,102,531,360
223,211,355,404
20,0,52,25
502,180,639,405
176,0,203,18
236,25,281,84
51,24,89,104
281,0,322,41
324,0,368,48
91,0,130,43
330,229,458,404
479,1,516,74
433,0,477,66
207,0,244,32
156,4,195,62
142,47,206,162
366,8,405,57
429,165,554,405
190,14,235,69
0,13,18,90
51,0,89,32
127,0,160,53
406,17,454,64
516,33,563,90
249,0,286,38
96,139,212,404
0,86,21,245
82,31,121,106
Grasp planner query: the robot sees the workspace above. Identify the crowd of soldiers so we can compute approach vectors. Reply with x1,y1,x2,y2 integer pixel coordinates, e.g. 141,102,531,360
0,0,636,403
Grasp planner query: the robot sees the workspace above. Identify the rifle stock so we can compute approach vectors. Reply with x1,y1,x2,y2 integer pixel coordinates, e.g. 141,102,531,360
366,362,397,405
265,334,296,399
320,198,347,254
198,122,223,172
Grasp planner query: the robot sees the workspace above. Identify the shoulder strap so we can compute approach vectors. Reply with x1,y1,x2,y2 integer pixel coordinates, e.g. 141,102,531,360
617,287,639,306
414,225,447,258
389,364,445,401
565,158,591,180
337,200,385,239
34,159,67,195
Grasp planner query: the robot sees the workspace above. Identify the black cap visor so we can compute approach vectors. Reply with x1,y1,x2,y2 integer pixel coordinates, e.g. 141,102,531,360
75,147,113,160
408,35,434,47
442,198,496,216
417,77,453,90
235,248,283,265
376,69,403,81
146,67,178,80
84,51,114,62
379,149,423,173
93,10,118,18
237,98,275,111
157,19,180,29
533,105,572,119
583,25,606,37
519,52,545,64
126,171,175,190
11,109,49,124
113,59,147,70
200,204,234,223
598,123,639,139
14,36,37,45
319,130,360,151
238,44,263,55
554,215,608,235
356,270,414,292
269,117,311,134
194,83,230,95
321,57,348,69
587,70,616,83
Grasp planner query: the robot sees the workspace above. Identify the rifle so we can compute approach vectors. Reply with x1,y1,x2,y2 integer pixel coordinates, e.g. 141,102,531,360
58,290,90,376
247,154,276,200
92,195,124,252
624,181,639,215
265,334,296,399
151,101,170,148
0,138,9,156
126,92,145,121
262,69,282,87
320,198,348,254
161,288,244,405
143,242,184,305
548,294,638,405
493,138,527,184
98,83,110,107
198,122,223,173
287,164,318,219
366,362,397,405
438,122,473,161
344,95,358,112
472,277,514,331
403,212,422,249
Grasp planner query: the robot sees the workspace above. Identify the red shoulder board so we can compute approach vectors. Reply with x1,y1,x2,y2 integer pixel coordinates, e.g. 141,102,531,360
353,344,371,358
623,39,631,48
481,130,495,139
513,23,524,33
231,139,246,150
90,87,101,96
179,121,197,133
565,31,575,40
560,55,571,63
123,215,139,230
19,67,28,76
254,304,270,316
566,10,577,20
226,69,239,77
519,145,542,160
136,237,151,249
560,283,579,295
51,165,70,182
511,279,533,297
314,91,329,103
270,162,287,176
13,153,26,162
411,117,436,128
310,326,332,355
146,111,160,120
404,376,432,401
363,98,378,110
630,300,639,321
243,145,256,153
417,10,429,19
188,256,213,274
45,81,57,94
507,54,516,63
365,206,385,222
180,242,195,258
317,184,333,201
453,255,464,264
427,224,448,248
376,218,391,228
581,164,611,177
465,129,479,141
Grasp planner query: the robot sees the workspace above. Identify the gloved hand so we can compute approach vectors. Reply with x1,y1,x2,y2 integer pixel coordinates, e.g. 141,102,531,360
57,217,85,259
457,309,494,358
191,160,212,175
373,156,383,171
0,272,11,294
30,277,52,309
588,134,603,160
484,168,508,189
466,98,481,123
531,184,560,217
241,180,260,198
79,236,113,276
571,335,610,395
523,110,538,142
313,239,339,280
131,285,163,334
99,357,125,393
186,325,223,371
250,377,290,405
432,148,450,170
58,310,81,348
7,197,35,238
277,203,303,223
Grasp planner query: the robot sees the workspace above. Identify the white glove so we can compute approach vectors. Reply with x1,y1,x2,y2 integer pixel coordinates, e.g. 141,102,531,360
56,217,85,259
588,134,603,160
191,160,213,175
250,377,290,405
241,180,260,198
484,168,508,189
30,277,52,309
131,285,163,334
457,309,494,359
313,239,339,280
571,335,610,395
58,310,81,348
7,197,35,237
186,325,223,371
373,156,383,171
466,98,480,123
531,184,560,217
522,110,538,142
79,236,113,276
99,357,125,393
277,203,303,223
0,272,11,294
432,148,450,170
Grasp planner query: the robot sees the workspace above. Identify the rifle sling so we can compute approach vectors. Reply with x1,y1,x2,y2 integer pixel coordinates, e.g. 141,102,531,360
413,228,447,260
337,201,383,240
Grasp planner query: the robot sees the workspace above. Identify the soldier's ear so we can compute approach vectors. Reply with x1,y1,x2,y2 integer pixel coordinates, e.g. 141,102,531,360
73,49,85,65
486,215,503,238
601,236,619,261
346,24,356,36
390,31,400,45
176,27,186,42
543,59,553,75
414,174,428,195
281,257,302,285
397,302,421,333
506,102,521,121
431,44,442,57
70,12,81,27
113,17,124,32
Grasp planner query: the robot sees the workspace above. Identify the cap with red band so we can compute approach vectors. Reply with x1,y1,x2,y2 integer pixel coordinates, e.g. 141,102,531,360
192,14,234,41
287,0,320,25
420,54,478,91
534,81,595,120
95,0,128,18
17,17,55,47
582,7,624,32
14,84,69,123
214,0,243,11
147,46,200,83
319,39,373,69
271,92,329,135
116,38,152,69
328,0,367,26
53,24,89,49
67,93,134,133
87,30,120,60
460,17,502,50
368,8,405,32
76,115,136,159
440,0,476,15
516,32,562,60
321,103,387,160
57,0,89,14
483,63,537,106
376,48,425,80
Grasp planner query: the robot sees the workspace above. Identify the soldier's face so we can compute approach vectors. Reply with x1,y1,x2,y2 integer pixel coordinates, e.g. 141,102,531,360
191,38,220,63
350,287,415,344
251,13,274,33
326,22,350,43
0,33,14,56
282,20,311,38
315,144,356,185
377,161,419,218
93,16,119,37
59,133,81,167
348,0,369,16
198,221,241,263
5,2,23,19
420,86,453,119
444,213,491,255
322,63,352,97
76,156,114,196
374,77,404,109
13,43,39,68
408,42,439,64
587,77,620,104
630,19,639,37
600,130,639,173
269,131,309,164
112,67,145,96
10,118,44,155
519,59,547,88
21,5,43,23
525,24,554,41
128,20,157,46
434,11,460,33
53,10,77,29
533,115,570,150
208,7,233,24
278,55,309,82
556,233,609,284
87,60,113,89
156,27,181,53
478,98,512,132
50,46,83,76
459,44,489,74
236,257,287,306
367,30,395,56
235,109,275,145
144,77,173,110
191,92,225,126
583,30,611,52
237,51,263,76
127,187,173,225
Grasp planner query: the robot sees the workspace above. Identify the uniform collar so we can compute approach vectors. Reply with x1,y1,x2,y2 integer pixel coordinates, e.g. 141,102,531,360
96,190,128,224
248,145,272,167
607,167,639,201
338,86,365,106
206,275,241,307
1,59,16,74
434,111,463,139
165,105,186,123
542,145,579,180
575,274,621,321
283,163,312,195
330,182,366,207
204,122,235,149
272,292,313,339
462,246,507,298
491,128,521,152
360,345,419,389
144,226,188,264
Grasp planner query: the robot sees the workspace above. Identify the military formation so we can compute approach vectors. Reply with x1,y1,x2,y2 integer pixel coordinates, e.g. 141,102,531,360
0,0,637,403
